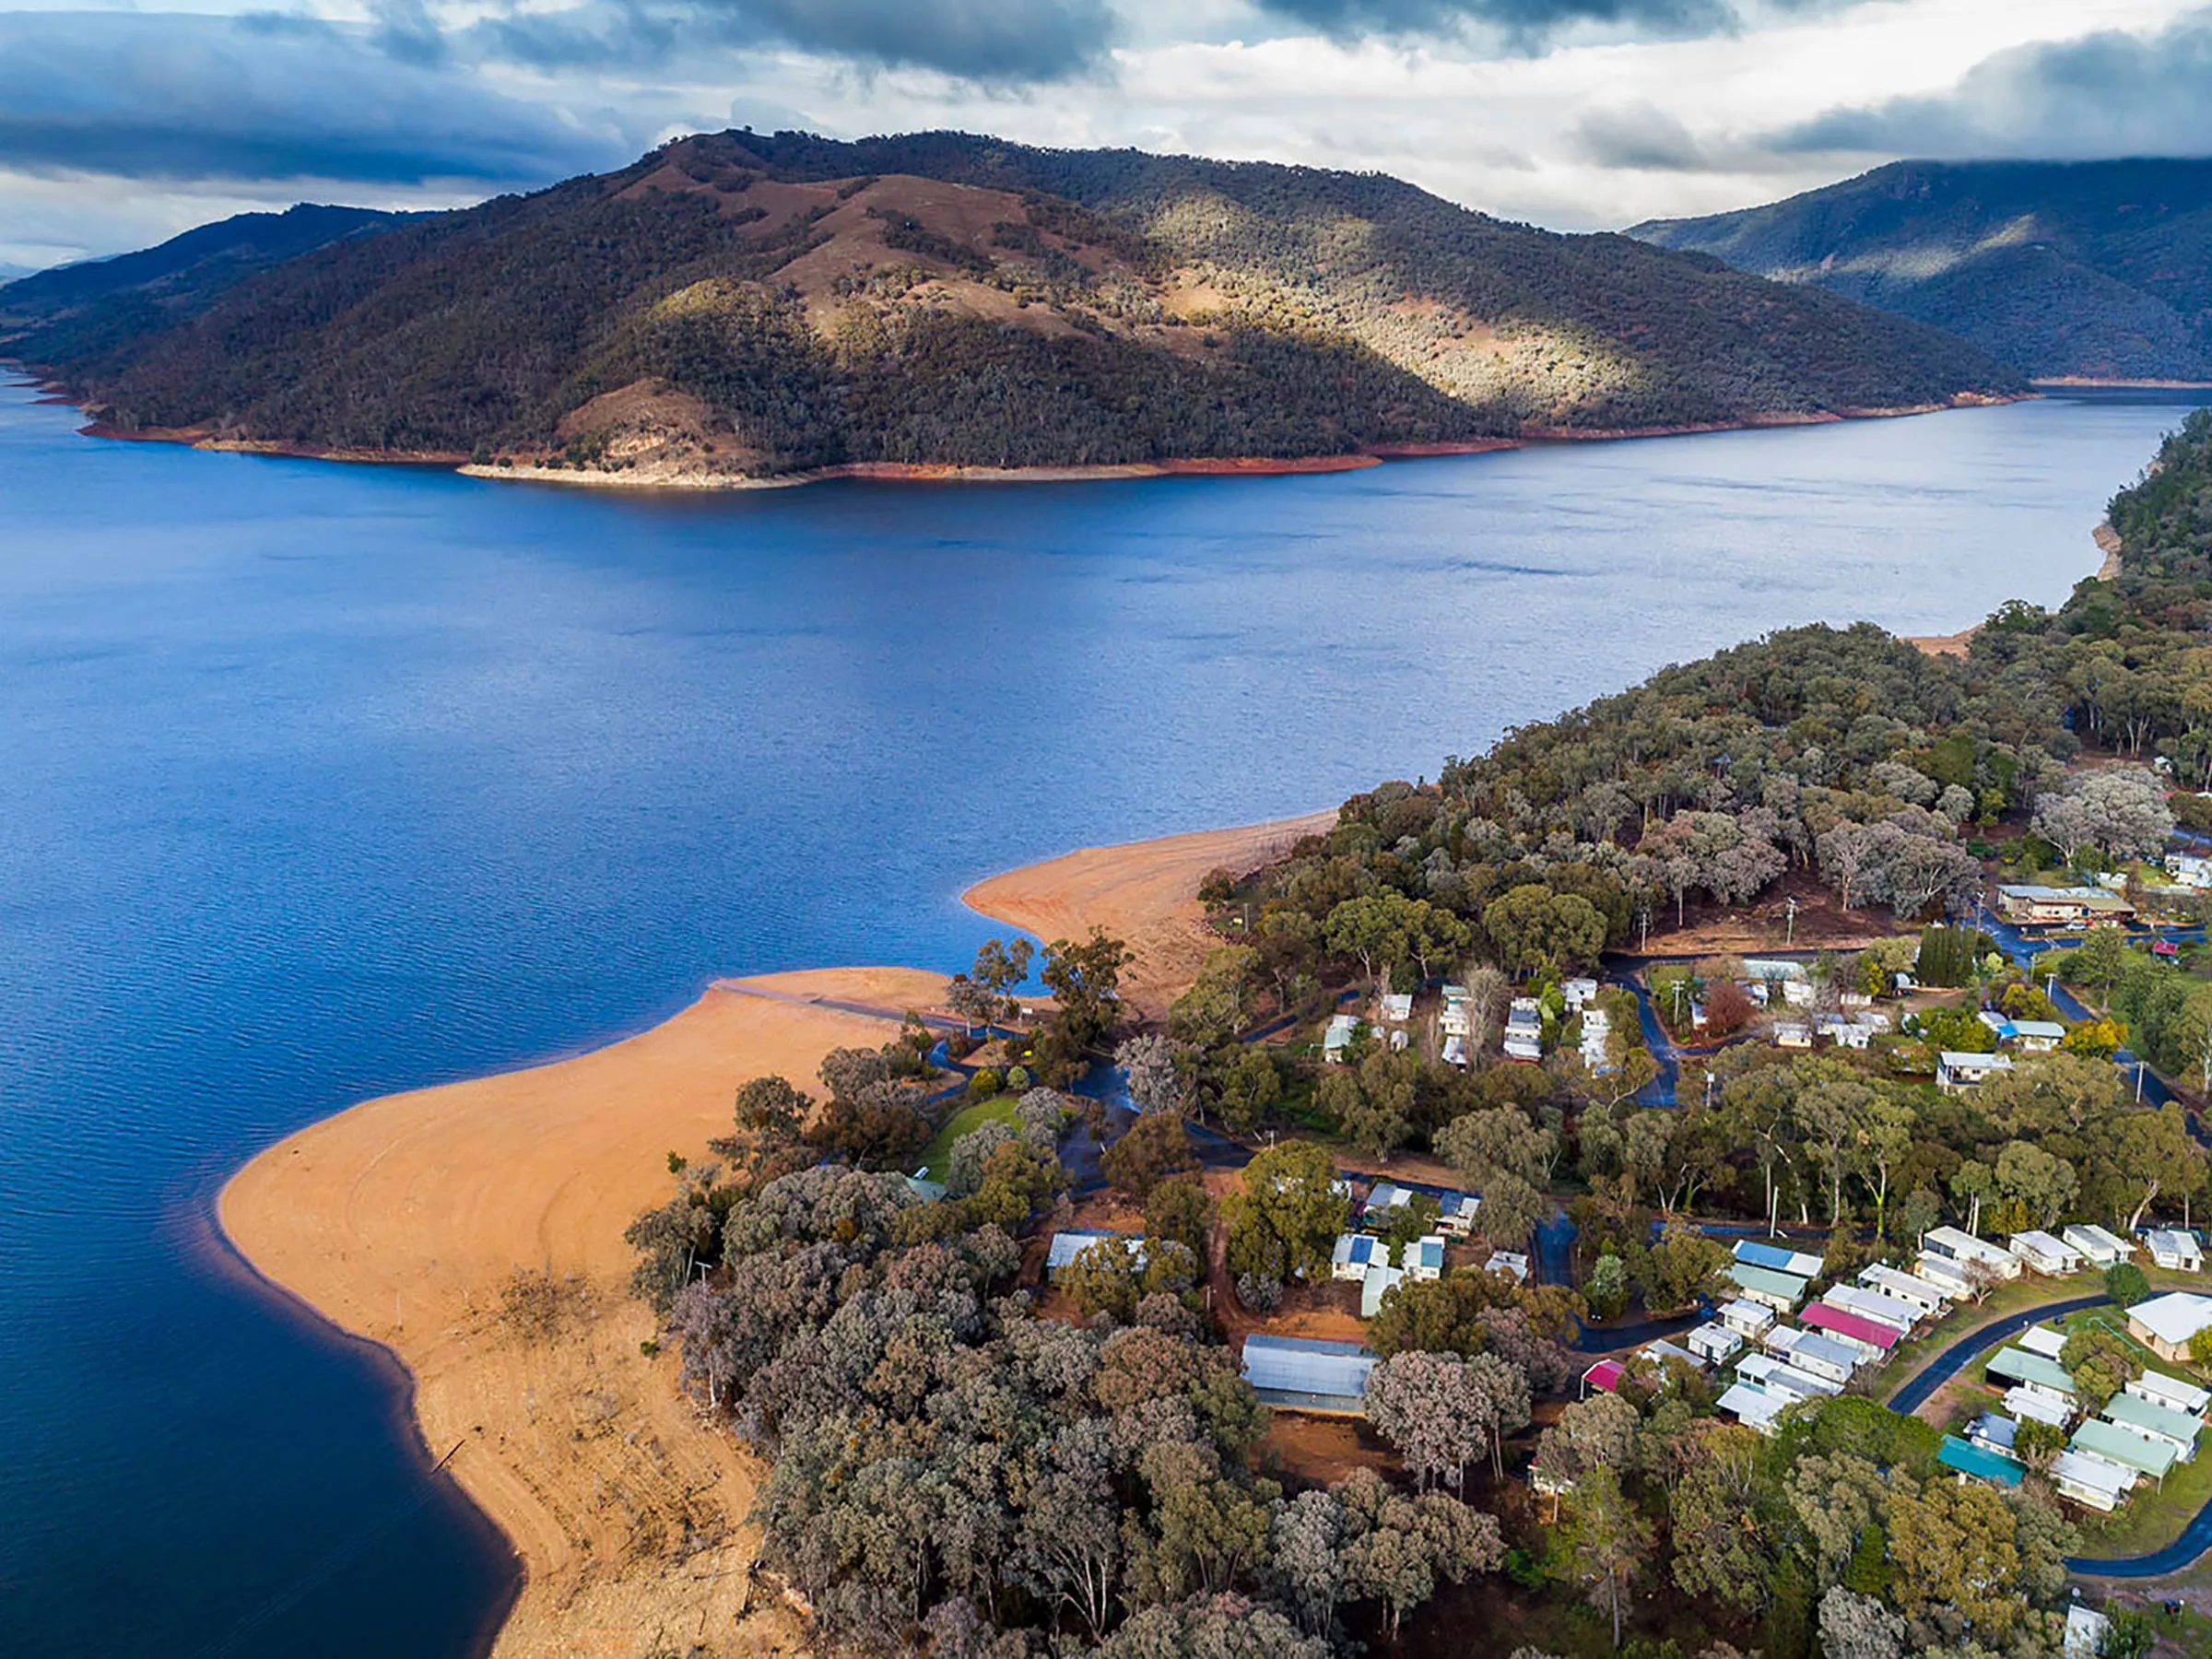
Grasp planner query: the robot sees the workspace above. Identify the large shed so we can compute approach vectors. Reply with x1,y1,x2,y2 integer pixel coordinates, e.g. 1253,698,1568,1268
1240,1334,1377,1414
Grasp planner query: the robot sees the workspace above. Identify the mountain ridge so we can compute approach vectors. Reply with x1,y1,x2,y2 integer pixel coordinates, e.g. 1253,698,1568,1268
3,131,2026,483
1630,158,2212,383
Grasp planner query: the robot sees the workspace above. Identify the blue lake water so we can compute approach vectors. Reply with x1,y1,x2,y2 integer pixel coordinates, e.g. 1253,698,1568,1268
0,380,2205,1654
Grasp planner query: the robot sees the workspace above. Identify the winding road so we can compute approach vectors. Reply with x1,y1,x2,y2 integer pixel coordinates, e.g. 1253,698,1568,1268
1881,1290,2212,1576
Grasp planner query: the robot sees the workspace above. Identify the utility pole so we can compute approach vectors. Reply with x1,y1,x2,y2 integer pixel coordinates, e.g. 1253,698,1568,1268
2137,1059,2147,1103
1784,896,1798,947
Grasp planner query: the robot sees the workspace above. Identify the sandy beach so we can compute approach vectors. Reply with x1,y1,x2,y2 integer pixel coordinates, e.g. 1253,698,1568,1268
962,810,1337,1014
219,811,1329,1656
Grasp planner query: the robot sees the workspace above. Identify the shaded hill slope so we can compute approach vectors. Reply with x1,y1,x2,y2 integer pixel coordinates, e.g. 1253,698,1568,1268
4,132,2023,479
0,204,414,371
1632,159,2212,382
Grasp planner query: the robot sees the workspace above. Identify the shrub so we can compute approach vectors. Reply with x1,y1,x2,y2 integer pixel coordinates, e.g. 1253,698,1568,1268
2105,1261,2151,1307
967,1067,1004,1100
1235,1272,1283,1313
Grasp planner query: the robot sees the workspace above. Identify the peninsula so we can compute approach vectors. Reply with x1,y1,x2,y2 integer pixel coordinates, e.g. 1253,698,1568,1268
218,416,2212,1658
218,816,1330,1657
4,130,2022,488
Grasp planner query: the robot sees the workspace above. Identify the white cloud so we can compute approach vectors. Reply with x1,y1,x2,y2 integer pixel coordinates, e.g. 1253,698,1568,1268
1,0,2205,265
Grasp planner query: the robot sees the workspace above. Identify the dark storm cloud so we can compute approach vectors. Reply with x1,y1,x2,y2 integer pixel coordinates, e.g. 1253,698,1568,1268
1246,0,1820,51
1782,8,2212,158
1571,103,1713,171
0,12,627,185
477,0,1113,80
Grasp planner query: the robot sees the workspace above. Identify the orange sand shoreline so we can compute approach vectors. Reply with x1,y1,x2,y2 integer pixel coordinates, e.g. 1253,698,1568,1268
218,812,1333,1657
3,367,2022,491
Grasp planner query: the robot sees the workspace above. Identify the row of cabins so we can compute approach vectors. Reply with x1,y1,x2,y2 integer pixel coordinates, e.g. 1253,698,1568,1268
1946,1314,2212,1512
1915,1220,2205,1282
1775,1008,1893,1051
1371,976,1607,1070
1712,1238,1949,1435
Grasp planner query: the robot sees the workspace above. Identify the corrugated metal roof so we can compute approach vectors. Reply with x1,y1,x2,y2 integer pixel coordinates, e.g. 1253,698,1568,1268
1729,1262,1809,1302
1803,1302,1900,1349
1987,1346,2075,1394
2103,1390,2203,1448
2052,1449,2132,1500
1829,1284,1918,1328
1939,1434,2025,1487
1733,1238,1823,1277
2132,1370,2212,1415
2130,1291,2212,1347
1047,1230,1138,1272
2072,1417,2174,1477
1359,1265,1406,1320
1783,1331,1861,1374
1861,1264,1950,1306
1241,1335,1376,1406
1717,1382,1783,1428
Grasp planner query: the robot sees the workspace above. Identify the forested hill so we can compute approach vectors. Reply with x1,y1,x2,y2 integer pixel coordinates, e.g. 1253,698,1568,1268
0,204,411,363
1239,407,2212,1073
0,130,2021,479
1631,159,2212,382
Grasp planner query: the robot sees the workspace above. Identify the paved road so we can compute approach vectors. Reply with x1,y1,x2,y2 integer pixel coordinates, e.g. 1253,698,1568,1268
1877,1287,2212,1577
1886,1293,2109,1415
1969,901,2186,1112
2077,1500,2212,1578
1607,966,1681,1106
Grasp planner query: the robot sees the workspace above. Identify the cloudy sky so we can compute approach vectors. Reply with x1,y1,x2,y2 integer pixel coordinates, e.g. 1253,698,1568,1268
5,0,2210,269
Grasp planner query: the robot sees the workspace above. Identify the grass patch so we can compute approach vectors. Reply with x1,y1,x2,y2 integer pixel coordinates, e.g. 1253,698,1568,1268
915,1093,1020,1182
2071,1418,2212,1559
2056,1306,2212,1560
1871,1272,2105,1406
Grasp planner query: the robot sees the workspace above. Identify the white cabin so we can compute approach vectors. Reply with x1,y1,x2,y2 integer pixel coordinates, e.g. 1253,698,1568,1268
1859,1263,1950,1312
1924,1226,2021,1281
1687,1322,1743,1364
1936,1050,2014,1092
2146,1230,2205,1272
1719,1298,1776,1341
2052,1449,2132,1512
2010,1230,2085,1277
2131,1370,2212,1418
2063,1224,2135,1267
1483,1250,1530,1284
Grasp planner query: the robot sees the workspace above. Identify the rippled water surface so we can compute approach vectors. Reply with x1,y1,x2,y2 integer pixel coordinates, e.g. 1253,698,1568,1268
0,382,2203,1654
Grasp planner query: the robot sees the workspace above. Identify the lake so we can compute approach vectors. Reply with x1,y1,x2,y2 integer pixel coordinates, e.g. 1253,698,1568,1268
0,382,2202,1654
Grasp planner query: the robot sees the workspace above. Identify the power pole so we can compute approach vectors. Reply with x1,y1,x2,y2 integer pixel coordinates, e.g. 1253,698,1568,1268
1784,896,1798,947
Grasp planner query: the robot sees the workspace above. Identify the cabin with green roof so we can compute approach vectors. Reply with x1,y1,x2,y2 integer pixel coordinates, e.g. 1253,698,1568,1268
2071,1418,2176,1481
2101,1391,2202,1459
1985,1346,2074,1400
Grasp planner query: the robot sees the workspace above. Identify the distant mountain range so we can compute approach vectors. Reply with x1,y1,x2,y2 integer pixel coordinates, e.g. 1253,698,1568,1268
1,132,2022,480
1,206,413,361
1632,159,2212,383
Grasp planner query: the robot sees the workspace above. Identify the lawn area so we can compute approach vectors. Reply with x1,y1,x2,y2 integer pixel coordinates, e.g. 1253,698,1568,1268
2058,1306,2212,1559
915,1093,1020,1182
1870,1271,2106,1406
